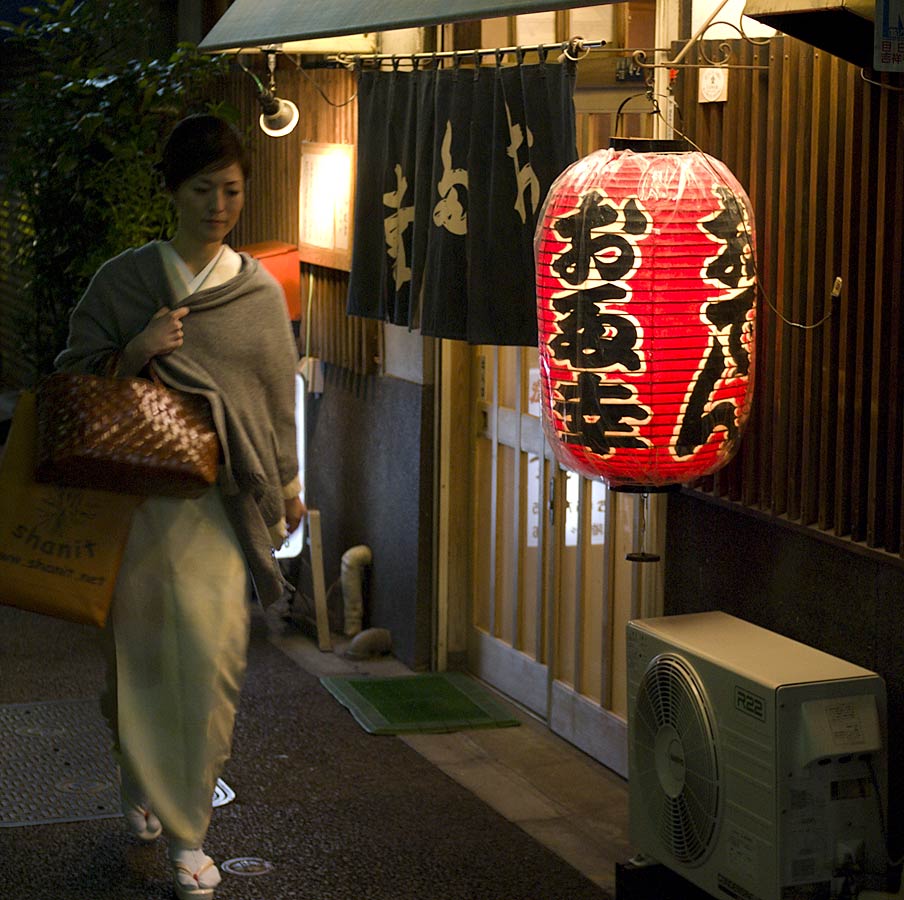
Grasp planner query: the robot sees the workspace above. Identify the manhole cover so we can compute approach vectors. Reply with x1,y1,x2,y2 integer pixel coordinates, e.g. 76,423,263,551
1,700,237,827
0,698,120,826
221,857,274,877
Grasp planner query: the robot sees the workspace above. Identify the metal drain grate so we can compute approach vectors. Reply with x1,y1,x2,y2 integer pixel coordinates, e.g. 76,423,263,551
0,698,119,826
0,698,235,826
221,857,274,876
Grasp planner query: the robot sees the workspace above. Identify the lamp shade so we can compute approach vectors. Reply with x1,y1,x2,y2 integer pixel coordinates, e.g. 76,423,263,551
259,97,299,137
534,143,756,490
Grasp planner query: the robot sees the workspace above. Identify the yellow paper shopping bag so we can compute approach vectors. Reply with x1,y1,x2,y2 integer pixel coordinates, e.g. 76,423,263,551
0,392,142,627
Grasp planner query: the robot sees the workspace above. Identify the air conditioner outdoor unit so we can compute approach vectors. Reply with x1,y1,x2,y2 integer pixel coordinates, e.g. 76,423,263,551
627,611,889,900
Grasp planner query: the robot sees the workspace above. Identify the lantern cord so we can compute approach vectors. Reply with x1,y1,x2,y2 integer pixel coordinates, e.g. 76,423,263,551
614,92,654,137
626,492,661,563
645,93,842,331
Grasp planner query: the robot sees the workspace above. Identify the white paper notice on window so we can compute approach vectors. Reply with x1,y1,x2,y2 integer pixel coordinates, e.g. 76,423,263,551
299,143,352,251
528,367,542,418
526,368,606,547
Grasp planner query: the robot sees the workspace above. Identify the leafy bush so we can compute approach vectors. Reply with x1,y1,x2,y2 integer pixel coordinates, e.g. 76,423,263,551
1,0,235,375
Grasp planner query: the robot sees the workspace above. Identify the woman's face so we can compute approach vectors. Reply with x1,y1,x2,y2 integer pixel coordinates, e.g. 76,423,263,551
172,162,245,247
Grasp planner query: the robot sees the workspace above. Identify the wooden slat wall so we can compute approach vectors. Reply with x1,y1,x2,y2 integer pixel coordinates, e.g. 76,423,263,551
212,61,379,375
675,37,904,558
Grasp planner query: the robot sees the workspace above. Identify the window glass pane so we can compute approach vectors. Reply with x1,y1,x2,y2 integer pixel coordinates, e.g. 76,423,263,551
525,453,542,548
515,12,556,45
561,471,606,548
275,373,307,559
590,479,606,546
481,16,510,47
569,6,615,43
527,365,542,419
564,469,580,547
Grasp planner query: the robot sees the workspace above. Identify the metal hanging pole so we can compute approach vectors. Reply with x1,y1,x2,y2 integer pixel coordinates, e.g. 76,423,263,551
330,36,606,68
669,0,733,67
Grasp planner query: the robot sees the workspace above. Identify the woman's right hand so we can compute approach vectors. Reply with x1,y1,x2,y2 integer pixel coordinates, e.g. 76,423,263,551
122,306,190,373
285,495,307,534
139,306,190,358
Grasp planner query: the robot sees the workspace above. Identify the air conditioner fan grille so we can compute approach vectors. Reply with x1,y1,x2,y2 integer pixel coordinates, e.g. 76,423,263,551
633,653,720,866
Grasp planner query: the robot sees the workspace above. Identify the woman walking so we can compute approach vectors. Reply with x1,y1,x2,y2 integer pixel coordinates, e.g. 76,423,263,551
56,114,304,899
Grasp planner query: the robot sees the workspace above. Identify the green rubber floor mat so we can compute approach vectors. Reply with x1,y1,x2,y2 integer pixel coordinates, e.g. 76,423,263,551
320,672,521,735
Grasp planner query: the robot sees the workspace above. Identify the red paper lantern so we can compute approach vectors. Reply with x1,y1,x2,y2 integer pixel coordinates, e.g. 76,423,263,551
534,141,756,491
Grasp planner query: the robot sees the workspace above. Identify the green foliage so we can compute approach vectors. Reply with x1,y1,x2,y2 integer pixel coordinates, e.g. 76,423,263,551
1,0,238,375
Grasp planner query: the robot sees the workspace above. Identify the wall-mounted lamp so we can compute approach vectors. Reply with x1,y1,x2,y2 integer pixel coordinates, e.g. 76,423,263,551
238,50,299,138
259,91,299,137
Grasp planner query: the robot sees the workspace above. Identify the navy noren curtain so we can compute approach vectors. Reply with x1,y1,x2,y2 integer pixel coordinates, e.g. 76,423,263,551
347,67,418,325
347,58,577,346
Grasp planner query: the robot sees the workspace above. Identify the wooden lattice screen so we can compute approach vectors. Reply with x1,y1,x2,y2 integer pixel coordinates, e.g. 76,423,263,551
673,37,904,558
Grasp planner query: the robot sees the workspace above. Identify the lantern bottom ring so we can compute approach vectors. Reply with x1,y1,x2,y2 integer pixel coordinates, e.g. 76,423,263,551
625,551,662,563
608,483,683,494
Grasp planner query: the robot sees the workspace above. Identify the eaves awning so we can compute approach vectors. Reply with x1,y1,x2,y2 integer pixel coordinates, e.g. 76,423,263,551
199,0,621,52
743,0,875,69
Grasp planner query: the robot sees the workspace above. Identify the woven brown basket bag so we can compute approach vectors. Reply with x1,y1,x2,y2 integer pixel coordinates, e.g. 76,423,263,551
34,372,220,498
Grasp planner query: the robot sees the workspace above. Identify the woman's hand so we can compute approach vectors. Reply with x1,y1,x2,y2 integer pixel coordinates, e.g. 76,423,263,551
140,306,190,358
120,307,190,374
285,496,307,534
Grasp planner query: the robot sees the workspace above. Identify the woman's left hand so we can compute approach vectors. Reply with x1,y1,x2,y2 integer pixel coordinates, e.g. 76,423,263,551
285,496,307,534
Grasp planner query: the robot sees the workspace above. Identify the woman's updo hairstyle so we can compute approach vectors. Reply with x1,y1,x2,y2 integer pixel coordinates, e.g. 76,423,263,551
160,114,250,192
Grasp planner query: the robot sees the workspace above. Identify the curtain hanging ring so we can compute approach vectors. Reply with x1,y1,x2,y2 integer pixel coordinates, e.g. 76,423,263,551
562,36,591,62
392,54,400,71
495,48,505,67
515,47,525,65
539,46,550,64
